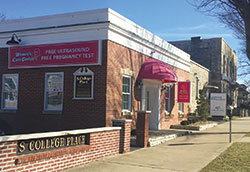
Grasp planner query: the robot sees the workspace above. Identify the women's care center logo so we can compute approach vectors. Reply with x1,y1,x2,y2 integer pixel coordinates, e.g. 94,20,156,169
9,40,99,68
12,48,40,63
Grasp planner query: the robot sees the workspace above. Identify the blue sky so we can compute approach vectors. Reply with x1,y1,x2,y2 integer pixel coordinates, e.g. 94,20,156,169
1,0,240,50
0,0,239,50
0,1,244,71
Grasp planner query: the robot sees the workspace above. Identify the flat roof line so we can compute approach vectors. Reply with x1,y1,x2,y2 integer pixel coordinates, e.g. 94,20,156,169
0,21,110,34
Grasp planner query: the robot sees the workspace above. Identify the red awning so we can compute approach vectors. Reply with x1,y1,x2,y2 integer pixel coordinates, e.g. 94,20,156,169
138,58,177,83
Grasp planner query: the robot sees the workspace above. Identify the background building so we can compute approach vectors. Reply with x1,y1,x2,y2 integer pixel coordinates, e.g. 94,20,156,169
170,37,238,107
236,84,249,116
189,60,210,113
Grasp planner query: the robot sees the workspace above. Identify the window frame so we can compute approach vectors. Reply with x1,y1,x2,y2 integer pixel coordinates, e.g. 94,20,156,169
44,72,64,112
1,73,19,110
195,77,199,99
122,75,132,112
178,102,183,113
165,86,171,113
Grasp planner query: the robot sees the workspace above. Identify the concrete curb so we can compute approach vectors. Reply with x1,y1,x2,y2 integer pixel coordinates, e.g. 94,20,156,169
171,123,217,131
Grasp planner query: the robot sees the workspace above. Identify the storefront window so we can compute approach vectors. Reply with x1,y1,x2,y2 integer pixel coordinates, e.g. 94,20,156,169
179,103,183,112
122,76,131,111
165,87,171,112
44,72,63,111
1,74,18,110
195,77,199,99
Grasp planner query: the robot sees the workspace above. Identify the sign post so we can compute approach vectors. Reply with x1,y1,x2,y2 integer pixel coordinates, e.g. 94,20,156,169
210,93,233,143
210,93,227,117
227,105,234,143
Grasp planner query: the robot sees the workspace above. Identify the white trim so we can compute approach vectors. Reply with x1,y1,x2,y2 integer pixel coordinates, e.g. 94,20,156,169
122,75,132,112
73,67,94,100
0,127,121,143
108,23,190,72
157,87,161,129
44,72,64,112
141,83,146,111
1,73,19,110
98,40,102,65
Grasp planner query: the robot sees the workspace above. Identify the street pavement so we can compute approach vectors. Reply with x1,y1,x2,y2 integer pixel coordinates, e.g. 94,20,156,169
63,117,250,172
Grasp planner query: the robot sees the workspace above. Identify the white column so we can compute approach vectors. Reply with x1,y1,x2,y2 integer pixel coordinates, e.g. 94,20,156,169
141,82,146,111
157,86,161,129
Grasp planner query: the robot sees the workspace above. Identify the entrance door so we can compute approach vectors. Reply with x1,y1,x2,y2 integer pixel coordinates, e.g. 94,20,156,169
145,85,160,130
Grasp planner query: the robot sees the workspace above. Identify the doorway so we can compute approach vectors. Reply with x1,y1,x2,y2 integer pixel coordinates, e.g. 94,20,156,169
142,79,161,130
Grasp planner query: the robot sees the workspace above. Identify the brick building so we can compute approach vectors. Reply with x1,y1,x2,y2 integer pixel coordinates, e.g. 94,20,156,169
0,9,191,135
170,37,238,107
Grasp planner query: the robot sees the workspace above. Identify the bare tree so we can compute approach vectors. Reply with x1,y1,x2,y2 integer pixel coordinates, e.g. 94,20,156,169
189,0,250,62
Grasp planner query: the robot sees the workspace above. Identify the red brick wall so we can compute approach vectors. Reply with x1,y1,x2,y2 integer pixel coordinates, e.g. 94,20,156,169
0,128,121,172
0,40,108,135
106,41,148,128
112,119,132,153
160,68,189,129
0,39,190,134
106,40,190,129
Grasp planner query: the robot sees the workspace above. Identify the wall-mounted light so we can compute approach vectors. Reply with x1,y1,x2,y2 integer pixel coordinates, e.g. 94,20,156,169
80,67,89,73
6,34,21,45
150,50,155,56
135,78,143,89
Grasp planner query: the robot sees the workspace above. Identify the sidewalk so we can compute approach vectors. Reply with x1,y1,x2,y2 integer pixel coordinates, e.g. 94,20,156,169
63,117,250,172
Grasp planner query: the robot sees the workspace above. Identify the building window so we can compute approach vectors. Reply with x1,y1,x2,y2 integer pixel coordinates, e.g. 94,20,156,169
122,76,131,111
146,91,150,111
73,67,94,99
179,103,183,112
195,77,199,99
1,74,19,110
223,55,226,74
44,72,63,111
165,86,171,112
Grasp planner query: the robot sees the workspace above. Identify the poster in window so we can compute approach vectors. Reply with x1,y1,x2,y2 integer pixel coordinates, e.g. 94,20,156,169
75,75,92,98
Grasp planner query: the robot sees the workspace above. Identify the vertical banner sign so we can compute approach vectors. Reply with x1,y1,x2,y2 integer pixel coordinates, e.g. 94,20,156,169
210,93,227,116
177,81,191,103
9,40,100,69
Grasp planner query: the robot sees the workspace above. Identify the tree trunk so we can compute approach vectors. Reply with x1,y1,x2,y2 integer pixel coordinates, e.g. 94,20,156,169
245,17,250,61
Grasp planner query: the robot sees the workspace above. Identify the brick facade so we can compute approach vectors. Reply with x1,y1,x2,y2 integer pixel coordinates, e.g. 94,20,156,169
0,41,108,135
106,41,189,129
105,41,148,128
0,126,130,172
0,39,190,134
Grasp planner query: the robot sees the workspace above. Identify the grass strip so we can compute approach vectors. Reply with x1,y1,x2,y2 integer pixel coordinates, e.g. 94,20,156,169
201,142,250,172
